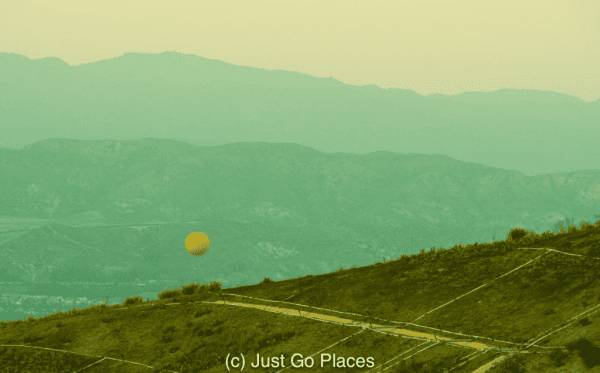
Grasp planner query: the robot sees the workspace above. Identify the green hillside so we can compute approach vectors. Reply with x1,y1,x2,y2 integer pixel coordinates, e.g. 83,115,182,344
2,218,600,372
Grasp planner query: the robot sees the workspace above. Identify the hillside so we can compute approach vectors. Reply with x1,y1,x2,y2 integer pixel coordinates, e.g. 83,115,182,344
3,139,598,232
1,220,600,372
1,139,600,308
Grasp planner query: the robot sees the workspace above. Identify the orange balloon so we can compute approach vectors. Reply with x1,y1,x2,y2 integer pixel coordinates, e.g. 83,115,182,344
185,232,210,256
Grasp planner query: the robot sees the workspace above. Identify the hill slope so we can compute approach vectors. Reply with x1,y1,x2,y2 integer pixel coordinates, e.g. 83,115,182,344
2,222,600,372
1,139,600,299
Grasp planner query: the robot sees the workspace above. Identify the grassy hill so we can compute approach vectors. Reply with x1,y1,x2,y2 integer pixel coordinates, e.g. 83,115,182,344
1,218,600,372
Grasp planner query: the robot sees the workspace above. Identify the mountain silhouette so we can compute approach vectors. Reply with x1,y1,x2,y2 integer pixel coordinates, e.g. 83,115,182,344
1,138,599,294
1,51,598,175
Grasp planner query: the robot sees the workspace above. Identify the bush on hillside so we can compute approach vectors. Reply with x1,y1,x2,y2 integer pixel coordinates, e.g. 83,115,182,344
209,279,222,291
495,353,526,373
398,254,411,265
507,227,528,241
89,303,107,312
586,246,600,257
123,295,143,306
548,348,567,367
520,231,538,245
579,317,591,326
260,277,275,285
564,337,600,367
537,231,555,240
158,288,181,299
194,305,212,318
181,281,201,295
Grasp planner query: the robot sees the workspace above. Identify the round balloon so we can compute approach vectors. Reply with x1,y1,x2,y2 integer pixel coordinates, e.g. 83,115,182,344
185,231,210,256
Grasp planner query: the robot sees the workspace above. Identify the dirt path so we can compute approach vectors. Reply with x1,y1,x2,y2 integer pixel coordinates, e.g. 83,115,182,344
204,299,493,350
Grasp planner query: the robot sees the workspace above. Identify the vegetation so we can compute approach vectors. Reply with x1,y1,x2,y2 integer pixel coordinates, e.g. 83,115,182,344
1,216,600,372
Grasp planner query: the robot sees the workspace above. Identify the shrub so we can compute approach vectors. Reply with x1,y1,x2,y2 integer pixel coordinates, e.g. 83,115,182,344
495,353,526,373
398,254,411,265
538,231,555,240
164,325,176,333
158,288,181,299
507,227,528,241
567,225,578,234
542,308,555,316
90,303,107,312
579,317,591,326
23,332,41,343
100,316,116,323
123,295,143,306
194,306,212,318
580,221,593,231
565,336,593,352
181,281,201,295
260,277,275,285
586,246,600,257
564,337,600,367
519,231,537,245
548,348,567,367
208,279,222,291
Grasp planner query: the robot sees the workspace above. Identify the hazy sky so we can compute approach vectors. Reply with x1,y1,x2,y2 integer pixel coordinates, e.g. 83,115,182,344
2,0,599,101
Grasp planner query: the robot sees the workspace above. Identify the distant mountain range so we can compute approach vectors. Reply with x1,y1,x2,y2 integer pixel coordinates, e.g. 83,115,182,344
1,50,599,319
1,51,598,176
2,139,599,230
0,139,599,293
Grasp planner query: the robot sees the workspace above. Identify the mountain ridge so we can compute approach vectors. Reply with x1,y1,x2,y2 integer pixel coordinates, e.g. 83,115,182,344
1,52,598,175
1,51,594,104
1,139,599,308
2,139,598,230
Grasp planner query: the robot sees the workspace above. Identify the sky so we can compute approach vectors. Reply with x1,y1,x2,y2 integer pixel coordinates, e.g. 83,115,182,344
1,0,599,101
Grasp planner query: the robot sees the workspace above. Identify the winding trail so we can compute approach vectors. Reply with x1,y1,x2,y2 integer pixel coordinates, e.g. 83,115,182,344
203,299,493,350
